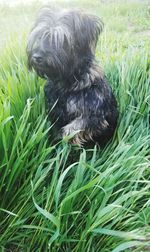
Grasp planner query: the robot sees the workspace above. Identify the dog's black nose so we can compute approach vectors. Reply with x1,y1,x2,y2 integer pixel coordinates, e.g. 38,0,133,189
32,54,42,64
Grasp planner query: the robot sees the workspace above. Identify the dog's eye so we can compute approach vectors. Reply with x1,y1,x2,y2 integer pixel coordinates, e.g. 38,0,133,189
39,36,50,52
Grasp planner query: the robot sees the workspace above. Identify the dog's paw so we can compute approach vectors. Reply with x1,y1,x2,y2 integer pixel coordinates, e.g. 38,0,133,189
62,125,72,137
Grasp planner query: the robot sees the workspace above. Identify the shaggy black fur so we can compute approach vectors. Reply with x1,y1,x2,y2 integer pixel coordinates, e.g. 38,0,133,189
27,7,118,146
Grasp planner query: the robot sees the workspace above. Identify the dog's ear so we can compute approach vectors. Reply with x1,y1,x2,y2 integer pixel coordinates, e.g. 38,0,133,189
71,11,104,53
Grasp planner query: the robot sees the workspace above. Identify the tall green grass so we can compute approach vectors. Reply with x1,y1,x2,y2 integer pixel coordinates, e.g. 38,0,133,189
0,35,150,252
0,1,150,251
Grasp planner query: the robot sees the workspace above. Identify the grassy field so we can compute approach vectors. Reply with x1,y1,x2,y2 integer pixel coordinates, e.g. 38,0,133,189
0,0,150,251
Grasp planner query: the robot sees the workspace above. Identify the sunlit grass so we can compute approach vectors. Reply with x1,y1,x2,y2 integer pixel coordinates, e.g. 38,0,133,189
0,0,150,251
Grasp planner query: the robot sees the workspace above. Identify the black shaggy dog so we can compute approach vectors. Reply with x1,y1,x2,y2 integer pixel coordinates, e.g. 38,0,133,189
27,7,118,146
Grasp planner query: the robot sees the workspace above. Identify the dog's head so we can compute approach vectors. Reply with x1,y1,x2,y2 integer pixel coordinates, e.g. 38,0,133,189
27,7,103,80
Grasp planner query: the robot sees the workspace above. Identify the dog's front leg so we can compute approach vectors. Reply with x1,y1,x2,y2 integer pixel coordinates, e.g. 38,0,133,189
62,116,87,145
62,116,84,136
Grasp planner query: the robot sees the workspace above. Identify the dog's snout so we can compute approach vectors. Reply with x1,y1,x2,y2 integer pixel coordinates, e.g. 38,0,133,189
32,54,42,64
